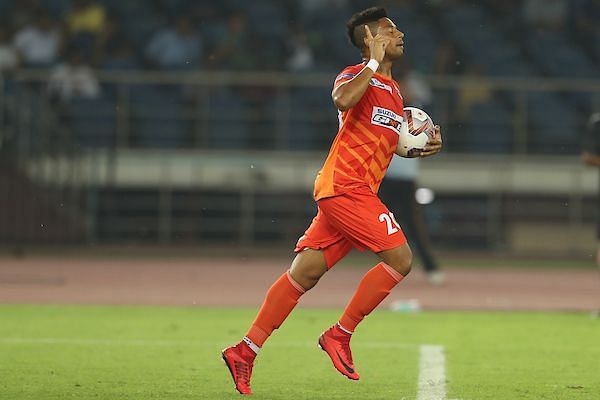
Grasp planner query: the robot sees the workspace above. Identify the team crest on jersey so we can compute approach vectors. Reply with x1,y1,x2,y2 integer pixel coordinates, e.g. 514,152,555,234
369,78,393,93
371,106,403,133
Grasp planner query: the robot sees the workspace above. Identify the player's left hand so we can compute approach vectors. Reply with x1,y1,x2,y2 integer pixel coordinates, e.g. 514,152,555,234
419,125,443,157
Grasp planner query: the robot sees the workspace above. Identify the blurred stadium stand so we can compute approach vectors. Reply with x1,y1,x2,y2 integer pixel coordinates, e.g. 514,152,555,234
0,0,598,256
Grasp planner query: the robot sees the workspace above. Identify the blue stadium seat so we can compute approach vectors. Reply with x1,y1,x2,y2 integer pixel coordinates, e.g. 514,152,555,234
527,93,579,154
102,0,148,17
463,101,513,153
132,102,189,148
38,0,70,18
206,89,248,149
129,85,190,148
0,0,15,16
68,96,117,148
246,2,286,36
527,31,599,79
123,12,166,47
289,88,336,150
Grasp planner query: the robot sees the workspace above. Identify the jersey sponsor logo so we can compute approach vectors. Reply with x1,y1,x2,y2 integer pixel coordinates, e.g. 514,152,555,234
369,78,393,93
371,106,403,133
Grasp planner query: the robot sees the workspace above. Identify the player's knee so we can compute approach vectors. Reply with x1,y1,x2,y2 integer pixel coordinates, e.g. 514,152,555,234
395,254,412,276
300,266,326,283
289,249,328,290
289,264,326,290
386,246,412,276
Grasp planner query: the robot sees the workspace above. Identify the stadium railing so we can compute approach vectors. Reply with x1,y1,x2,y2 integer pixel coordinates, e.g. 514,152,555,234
0,70,598,254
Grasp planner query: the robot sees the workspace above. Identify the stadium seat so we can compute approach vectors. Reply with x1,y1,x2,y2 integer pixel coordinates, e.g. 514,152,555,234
526,31,599,79
37,0,70,18
68,96,117,148
206,89,248,149
129,85,190,148
527,93,579,154
0,0,15,15
463,102,513,153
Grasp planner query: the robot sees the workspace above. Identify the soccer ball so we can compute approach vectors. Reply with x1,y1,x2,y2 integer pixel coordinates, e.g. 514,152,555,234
395,107,436,157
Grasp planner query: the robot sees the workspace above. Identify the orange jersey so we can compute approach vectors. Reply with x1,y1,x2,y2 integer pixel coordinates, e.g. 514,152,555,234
314,63,405,200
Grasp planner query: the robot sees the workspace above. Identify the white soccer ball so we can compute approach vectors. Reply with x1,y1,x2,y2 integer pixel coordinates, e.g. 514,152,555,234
395,107,435,157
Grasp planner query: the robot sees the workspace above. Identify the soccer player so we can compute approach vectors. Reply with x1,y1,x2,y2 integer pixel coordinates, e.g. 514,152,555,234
222,7,443,395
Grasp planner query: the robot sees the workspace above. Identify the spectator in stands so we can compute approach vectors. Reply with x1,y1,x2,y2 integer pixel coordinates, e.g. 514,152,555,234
574,0,600,55
10,0,42,31
66,0,106,36
13,10,62,67
299,0,349,16
434,39,462,75
64,0,107,61
456,64,493,118
286,25,315,72
209,14,257,70
145,15,203,69
523,0,567,30
102,40,138,71
0,26,19,73
96,19,138,70
48,48,100,101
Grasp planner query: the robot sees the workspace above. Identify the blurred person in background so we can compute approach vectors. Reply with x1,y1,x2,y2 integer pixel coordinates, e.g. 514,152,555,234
0,25,19,73
48,47,100,102
65,0,107,61
523,0,567,31
573,0,600,57
66,0,106,36
299,0,349,16
145,15,202,69
456,64,493,119
96,18,139,69
9,0,42,31
286,25,315,72
221,6,442,395
433,39,462,75
379,59,444,285
208,13,257,70
582,112,600,267
13,10,62,67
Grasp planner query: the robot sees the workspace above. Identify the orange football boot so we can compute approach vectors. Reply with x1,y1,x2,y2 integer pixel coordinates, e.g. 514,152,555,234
318,325,360,380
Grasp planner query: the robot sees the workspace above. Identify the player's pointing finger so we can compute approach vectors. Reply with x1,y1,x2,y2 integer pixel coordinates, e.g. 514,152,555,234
365,25,373,40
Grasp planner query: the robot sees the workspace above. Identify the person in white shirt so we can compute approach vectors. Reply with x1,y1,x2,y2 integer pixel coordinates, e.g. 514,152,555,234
48,49,100,101
13,11,62,67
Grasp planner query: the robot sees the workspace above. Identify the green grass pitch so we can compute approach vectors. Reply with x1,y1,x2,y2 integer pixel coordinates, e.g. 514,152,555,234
1,305,599,399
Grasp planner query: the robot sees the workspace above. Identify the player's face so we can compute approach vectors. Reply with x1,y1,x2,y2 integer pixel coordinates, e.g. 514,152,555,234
377,18,404,59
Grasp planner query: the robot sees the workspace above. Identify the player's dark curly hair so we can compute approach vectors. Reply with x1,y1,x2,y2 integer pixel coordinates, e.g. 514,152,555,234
346,6,388,48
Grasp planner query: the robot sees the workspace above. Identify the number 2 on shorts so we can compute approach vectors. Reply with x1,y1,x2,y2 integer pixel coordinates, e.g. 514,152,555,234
379,212,401,235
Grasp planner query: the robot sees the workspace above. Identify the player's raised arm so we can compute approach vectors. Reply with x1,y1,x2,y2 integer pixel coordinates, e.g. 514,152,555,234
332,25,390,111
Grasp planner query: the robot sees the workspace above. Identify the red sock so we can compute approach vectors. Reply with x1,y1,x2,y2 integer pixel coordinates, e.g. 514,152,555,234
246,271,305,347
339,262,404,332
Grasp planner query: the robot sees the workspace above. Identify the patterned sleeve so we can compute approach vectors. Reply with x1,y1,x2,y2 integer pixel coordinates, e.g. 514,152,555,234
333,65,362,89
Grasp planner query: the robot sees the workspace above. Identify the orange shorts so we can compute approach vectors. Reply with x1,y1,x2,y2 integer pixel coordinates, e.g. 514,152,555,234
294,187,407,269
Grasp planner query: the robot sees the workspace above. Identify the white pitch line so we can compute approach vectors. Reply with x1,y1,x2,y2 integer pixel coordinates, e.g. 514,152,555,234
0,337,418,349
416,345,446,400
